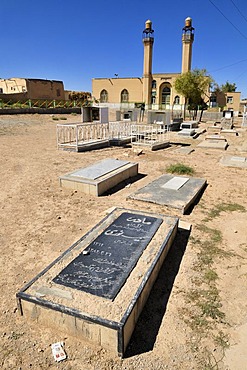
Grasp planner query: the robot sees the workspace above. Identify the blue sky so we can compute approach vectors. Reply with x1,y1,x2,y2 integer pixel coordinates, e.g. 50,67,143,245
1,0,247,97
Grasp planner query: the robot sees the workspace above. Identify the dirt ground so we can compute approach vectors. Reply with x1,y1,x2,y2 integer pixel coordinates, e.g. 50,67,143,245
0,113,246,370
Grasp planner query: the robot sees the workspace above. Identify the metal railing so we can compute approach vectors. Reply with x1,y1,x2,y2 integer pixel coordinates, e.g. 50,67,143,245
0,99,91,109
131,124,169,147
57,122,109,150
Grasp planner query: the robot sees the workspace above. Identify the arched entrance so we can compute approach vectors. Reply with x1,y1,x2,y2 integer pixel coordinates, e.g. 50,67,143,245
159,83,171,109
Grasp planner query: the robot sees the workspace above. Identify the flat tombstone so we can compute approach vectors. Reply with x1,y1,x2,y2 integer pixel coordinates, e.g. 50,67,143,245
128,174,206,214
53,212,163,300
197,140,228,150
59,158,139,196
219,155,247,168
16,208,178,357
71,159,129,180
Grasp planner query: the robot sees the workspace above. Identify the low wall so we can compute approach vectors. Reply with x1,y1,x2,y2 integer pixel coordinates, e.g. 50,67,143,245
201,112,223,121
0,107,81,115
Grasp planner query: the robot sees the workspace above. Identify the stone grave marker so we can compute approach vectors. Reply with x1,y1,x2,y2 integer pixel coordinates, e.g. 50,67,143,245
53,212,163,300
16,208,178,357
128,174,206,214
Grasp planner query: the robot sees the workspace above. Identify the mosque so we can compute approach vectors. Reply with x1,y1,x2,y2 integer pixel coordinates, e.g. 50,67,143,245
92,17,195,111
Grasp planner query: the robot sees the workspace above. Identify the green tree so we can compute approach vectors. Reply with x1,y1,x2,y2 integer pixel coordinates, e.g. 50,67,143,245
174,69,213,120
220,81,237,93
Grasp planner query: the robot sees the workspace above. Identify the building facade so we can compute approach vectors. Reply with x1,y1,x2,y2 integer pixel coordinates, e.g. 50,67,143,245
210,91,241,115
0,78,65,100
92,17,195,110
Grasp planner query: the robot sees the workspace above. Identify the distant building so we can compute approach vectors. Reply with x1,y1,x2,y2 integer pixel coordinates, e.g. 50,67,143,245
209,91,241,115
0,78,65,100
92,17,195,111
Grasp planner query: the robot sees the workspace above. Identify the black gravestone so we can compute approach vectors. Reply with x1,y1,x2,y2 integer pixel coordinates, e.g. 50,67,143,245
53,212,163,300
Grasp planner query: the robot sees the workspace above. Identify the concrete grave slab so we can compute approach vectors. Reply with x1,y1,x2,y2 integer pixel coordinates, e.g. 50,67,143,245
178,128,196,136
173,146,195,154
220,155,247,168
207,126,222,134
205,135,226,141
128,174,206,214
70,159,128,180
16,208,178,357
221,129,238,136
197,140,228,150
59,158,138,196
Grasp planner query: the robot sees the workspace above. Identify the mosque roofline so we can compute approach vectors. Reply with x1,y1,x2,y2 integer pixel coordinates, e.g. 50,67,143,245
152,72,181,76
92,77,142,80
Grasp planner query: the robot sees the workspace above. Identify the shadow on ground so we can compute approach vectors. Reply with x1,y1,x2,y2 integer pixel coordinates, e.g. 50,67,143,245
124,227,190,358
103,173,147,196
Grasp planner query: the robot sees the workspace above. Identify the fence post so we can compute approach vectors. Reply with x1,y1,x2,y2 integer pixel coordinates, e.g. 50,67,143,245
28,99,32,108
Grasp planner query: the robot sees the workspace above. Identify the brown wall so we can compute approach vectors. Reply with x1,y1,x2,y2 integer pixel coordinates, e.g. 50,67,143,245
26,79,65,100
0,78,65,100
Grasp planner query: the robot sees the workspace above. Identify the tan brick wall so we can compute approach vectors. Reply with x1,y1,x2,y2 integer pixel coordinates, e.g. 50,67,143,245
215,91,241,112
92,78,143,103
225,92,240,112
92,74,186,107
152,73,185,105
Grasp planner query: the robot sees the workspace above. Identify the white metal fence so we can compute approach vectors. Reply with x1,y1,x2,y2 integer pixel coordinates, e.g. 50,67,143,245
57,121,170,151
130,124,169,147
57,122,109,150
108,121,133,140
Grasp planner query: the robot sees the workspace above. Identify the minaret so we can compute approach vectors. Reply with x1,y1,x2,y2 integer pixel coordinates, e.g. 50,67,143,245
142,20,154,107
181,17,194,73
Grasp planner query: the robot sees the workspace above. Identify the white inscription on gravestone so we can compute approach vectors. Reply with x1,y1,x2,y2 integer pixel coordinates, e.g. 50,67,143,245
161,177,189,190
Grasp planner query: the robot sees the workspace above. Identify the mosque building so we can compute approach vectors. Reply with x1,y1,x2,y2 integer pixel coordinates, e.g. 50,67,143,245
92,17,194,111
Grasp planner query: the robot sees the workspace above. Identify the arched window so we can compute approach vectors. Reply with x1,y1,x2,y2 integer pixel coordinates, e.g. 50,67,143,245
121,89,129,103
152,80,157,89
100,89,108,103
174,95,180,104
162,86,171,105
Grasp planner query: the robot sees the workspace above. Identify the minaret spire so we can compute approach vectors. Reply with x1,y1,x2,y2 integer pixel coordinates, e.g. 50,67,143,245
142,20,154,107
181,17,194,73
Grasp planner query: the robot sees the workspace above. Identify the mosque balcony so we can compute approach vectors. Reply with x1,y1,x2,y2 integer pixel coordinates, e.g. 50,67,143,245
142,36,154,42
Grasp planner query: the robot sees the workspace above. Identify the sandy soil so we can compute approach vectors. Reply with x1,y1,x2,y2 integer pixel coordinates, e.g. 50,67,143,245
0,113,246,370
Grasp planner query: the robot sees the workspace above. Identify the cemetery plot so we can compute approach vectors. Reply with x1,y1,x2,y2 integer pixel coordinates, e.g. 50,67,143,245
59,158,138,196
131,124,170,150
57,121,136,151
128,174,206,214
56,122,110,152
16,208,178,357
220,155,247,168
197,139,228,150
53,212,163,300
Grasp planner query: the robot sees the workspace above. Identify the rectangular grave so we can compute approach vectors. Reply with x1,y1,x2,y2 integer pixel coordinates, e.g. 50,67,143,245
128,174,206,214
53,212,163,300
16,208,178,357
60,158,138,196
220,155,247,168
72,159,129,180
197,140,228,150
